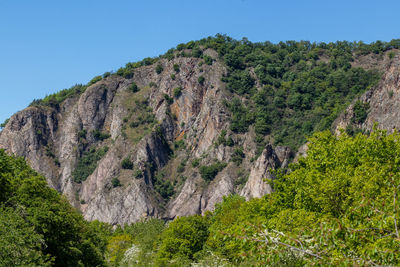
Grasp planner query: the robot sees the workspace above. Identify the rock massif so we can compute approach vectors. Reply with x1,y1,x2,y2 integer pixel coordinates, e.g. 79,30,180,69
2,48,398,225
0,52,291,224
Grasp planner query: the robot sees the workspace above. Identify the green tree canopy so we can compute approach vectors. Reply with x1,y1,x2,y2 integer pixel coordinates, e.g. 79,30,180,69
0,149,108,266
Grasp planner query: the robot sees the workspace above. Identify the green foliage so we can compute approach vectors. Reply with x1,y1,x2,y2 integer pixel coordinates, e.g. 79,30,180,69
192,47,203,58
13,35,400,267
170,73,176,80
345,124,364,136
29,84,87,108
117,67,134,79
0,206,53,266
78,129,87,139
88,75,102,86
259,129,400,264
174,139,185,150
173,87,182,98
224,70,255,95
352,100,369,124
156,215,210,263
176,43,185,51
199,129,400,265
205,194,250,260
216,130,227,146
254,116,270,135
107,234,133,265
142,57,156,66
153,170,175,199
45,143,59,166
163,48,175,61
234,169,249,188
191,158,200,168
92,129,111,141
128,121,138,128
198,75,205,85
121,94,157,145
149,81,157,87
129,112,155,128
231,147,245,165
111,128,400,266
25,35,394,153
173,64,180,73
128,82,139,93
216,129,234,147
163,93,173,105
124,218,165,251
199,161,227,182
155,64,164,74
102,71,111,78
167,35,383,149
133,169,143,179
72,146,108,183
225,136,234,147
203,55,213,65
0,118,9,129
110,219,165,266
0,149,108,266
177,160,186,173
121,157,133,169
273,129,399,215
116,58,159,79
156,180,174,200
111,178,121,187
226,98,254,133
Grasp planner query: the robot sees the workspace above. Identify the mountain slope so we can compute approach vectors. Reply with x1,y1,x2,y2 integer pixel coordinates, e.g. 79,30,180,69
1,36,398,225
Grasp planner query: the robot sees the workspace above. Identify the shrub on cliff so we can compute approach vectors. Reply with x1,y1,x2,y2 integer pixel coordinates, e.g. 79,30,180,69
121,158,133,169
199,162,227,182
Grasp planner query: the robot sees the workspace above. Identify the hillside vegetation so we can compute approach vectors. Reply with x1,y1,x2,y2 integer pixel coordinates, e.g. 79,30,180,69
3,129,400,266
107,128,400,266
2,36,400,266
0,150,110,266
25,36,399,150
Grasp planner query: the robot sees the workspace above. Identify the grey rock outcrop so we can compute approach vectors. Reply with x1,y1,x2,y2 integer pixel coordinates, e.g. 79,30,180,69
1,55,251,224
240,145,292,200
334,52,400,133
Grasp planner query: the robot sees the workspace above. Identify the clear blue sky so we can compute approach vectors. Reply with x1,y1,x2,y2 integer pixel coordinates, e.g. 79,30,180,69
1,0,400,123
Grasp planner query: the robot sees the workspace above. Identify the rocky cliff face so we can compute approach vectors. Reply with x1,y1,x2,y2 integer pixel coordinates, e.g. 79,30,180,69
2,48,396,225
334,51,400,133
240,145,292,200
0,51,292,224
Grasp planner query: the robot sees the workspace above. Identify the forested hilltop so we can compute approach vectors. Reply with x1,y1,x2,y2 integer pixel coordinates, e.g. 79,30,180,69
1,35,400,265
26,35,396,149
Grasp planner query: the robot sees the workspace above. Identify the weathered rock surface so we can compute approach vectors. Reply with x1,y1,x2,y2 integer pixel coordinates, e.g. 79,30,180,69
334,52,400,133
3,55,277,224
5,49,395,225
240,145,292,200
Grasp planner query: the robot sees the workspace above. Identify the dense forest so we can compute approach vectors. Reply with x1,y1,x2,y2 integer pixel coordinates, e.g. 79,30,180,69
2,36,400,266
